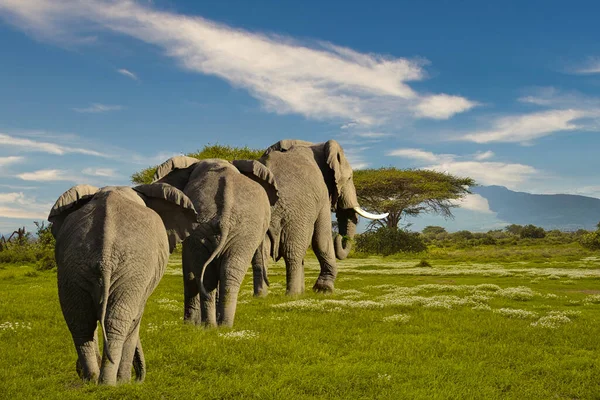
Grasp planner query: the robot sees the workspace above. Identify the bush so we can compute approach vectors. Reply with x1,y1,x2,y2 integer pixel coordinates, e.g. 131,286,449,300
580,231,600,250
355,227,427,256
520,225,546,239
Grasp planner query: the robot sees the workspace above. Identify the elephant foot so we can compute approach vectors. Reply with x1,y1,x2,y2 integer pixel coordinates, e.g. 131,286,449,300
254,286,269,297
313,277,335,293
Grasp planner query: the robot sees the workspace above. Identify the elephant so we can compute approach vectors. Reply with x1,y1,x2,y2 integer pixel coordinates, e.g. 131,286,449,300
152,156,278,327
252,139,387,296
48,183,199,385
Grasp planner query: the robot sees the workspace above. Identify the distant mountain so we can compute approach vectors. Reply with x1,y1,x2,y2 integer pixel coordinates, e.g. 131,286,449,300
471,185,600,231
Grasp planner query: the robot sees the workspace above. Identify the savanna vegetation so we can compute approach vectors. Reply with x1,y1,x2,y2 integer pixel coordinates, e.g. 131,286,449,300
2,143,600,397
1,245,600,399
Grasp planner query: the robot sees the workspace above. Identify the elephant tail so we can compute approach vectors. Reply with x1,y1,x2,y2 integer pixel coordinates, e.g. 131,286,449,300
199,177,232,298
99,266,113,364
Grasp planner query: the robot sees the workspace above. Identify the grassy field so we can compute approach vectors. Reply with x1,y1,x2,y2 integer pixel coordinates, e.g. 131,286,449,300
1,245,600,399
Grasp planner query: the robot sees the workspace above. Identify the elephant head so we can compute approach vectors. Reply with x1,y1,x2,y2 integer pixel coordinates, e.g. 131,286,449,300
263,139,387,259
49,183,199,252
153,156,279,206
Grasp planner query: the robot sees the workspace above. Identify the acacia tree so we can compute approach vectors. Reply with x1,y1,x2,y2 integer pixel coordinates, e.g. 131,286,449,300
131,144,264,184
353,168,475,229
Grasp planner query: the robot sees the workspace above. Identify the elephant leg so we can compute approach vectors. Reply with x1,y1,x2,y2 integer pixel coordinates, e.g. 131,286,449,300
99,287,140,385
312,205,337,293
116,314,142,383
199,261,219,327
252,239,270,297
59,281,101,382
182,241,201,324
284,256,306,296
217,257,247,327
99,336,126,386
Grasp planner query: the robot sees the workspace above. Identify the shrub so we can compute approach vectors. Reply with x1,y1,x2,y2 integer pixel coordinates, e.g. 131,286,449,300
520,225,546,239
355,227,427,256
580,231,600,250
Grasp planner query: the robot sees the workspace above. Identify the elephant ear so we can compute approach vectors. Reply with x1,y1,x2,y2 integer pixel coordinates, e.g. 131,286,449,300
133,183,199,253
48,185,99,237
232,160,279,206
324,139,353,206
152,156,200,190
262,139,314,157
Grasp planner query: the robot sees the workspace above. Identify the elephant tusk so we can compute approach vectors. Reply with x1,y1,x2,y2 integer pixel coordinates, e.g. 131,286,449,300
353,206,389,220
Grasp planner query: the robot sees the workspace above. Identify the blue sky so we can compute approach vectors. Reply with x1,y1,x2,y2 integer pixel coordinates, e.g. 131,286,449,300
1,0,600,234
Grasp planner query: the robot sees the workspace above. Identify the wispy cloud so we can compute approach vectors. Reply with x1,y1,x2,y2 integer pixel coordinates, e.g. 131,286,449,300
459,109,585,144
455,88,600,145
474,150,494,161
0,192,52,220
0,156,24,167
117,68,138,81
387,148,454,163
82,167,117,178
452,194,494,214
72,103,124,113
0,132,107,157
17,169,79,182
568,57,600,75
0,0,476,127
388,147,539,189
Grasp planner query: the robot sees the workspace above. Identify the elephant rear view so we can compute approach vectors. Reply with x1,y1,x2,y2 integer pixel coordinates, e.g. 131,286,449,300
49,184,198,385
153,157,278,327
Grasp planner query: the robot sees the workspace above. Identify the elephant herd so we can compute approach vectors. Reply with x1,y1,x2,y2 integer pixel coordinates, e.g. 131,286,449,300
48,139,387,385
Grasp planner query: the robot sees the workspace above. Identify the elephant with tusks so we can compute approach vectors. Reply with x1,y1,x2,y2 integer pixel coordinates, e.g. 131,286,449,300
49,184,199,385
252,139,388,296
153,157,278,327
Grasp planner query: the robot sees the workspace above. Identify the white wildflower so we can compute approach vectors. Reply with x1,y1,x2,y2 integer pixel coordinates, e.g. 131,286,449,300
531,314,571,328
493,308,537,319
0,321,32,332
377,373,392,381
218,330,258,340
584,294,600,304
383,314,411,323
496,286,537,301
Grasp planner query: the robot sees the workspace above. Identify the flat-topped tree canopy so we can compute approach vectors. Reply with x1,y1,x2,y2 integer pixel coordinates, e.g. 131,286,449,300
352,167,475,229
131,144,264,184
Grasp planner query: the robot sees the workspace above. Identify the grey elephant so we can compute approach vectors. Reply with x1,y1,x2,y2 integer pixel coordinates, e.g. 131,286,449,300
48,183,199,385
153,156,278,327
252,139,387,296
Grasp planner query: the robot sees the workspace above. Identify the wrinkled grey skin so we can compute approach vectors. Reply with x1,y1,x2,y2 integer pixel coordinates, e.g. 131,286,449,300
253,139,365,296
153,157,277,327
49,184,198,386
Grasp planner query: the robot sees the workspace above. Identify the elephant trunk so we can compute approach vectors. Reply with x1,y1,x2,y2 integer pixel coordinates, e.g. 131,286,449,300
334,208,357,260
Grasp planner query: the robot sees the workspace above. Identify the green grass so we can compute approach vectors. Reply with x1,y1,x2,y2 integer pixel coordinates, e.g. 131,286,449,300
1,248,600,399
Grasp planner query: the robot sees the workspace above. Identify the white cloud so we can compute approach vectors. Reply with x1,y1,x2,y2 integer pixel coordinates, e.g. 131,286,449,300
452,194,494,214
388,148,539,189
387,148,454,163
0,192,51,220
72,103,124,113
0,0,476,126
352,132,392,139
0,132,107,157
413,94,477,120
459,109,586,144
82,168,117,177
569,58,600,75
17,169,78,182
117,68,138,80
474,151,494,161
0,156,24,167
427,161,538,188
